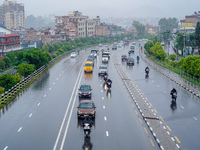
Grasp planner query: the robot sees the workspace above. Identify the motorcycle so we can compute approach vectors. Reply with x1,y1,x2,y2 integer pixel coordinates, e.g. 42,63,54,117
145,70,149,75
171,92,177,102
106,81,112,89
104,75,108,82
137,58,139,63
83,123,91,136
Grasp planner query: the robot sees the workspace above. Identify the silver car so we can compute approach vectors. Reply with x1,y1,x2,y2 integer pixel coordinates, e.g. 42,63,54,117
98,65,108,76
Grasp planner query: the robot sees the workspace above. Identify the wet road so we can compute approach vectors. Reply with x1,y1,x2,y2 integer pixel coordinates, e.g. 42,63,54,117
119,41,200,150
0,46,159,150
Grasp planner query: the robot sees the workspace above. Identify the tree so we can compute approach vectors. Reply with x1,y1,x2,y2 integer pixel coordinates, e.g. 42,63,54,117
195,22,200,55
168,54,176,61
132,20,145,37
0,86,4,94
14,73,21,83
150,42,167,60
144,41,154,54
0,60,6,69
2,56,11,68
18,63,36,77
0,74,17,91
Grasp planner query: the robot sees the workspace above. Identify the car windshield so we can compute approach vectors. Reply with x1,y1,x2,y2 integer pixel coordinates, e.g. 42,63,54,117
80,85,91,90
79,103,94,109
87,58,93,61
91,51,97,53
99,66,107,69
85,63,93,66
122,55,127,57
71,52,76,55
128,58,134,61
102,56,108,58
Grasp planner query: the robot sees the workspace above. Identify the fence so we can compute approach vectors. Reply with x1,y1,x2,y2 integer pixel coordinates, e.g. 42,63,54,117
140,51,200,97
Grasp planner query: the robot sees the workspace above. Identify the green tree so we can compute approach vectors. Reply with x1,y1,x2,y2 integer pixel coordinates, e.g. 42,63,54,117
132,20,145,37
144,41,154,54
168,54,176,61
2,56,11,68
0,60,6,69
14,73,21,83
0,86,4,94
0,74,17,91
150,42,167,60
18,63,36,77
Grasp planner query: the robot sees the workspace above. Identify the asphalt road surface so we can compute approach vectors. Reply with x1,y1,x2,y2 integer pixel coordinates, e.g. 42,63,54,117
0,46,159,150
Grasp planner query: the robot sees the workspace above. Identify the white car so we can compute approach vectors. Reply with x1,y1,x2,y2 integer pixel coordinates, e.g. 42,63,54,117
98,65,108,76
102,55,109,63
70,52,77,58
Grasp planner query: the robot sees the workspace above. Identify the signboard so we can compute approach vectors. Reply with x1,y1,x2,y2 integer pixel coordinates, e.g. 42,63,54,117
182,23,193,27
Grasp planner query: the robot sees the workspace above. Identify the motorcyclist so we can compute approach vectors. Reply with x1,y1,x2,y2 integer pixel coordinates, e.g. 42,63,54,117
170,88,177,101
128,51,131,56
137,55,140,62
145,66,149,73
82,115,93,127
106,79,112,88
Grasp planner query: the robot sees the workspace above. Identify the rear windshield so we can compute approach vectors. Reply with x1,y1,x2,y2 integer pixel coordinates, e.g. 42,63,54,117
128,58,134,61
91,50,97,53
80,85,91,90
102,56,108,58
80,103,94,109
99,66,107,69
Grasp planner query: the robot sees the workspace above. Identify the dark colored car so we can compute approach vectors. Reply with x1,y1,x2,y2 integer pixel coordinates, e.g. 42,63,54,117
79,85,92,98
112,45,117,50
90,50,98,57
121,55,127,61
88,55,95,60
77,100,96,119
127,57,134,65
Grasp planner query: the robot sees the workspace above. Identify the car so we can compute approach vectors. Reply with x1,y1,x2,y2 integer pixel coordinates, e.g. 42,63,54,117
112,45,117,50
70,52,77,58
77,99,96,119
118,44,122,48
78,85,92,98
84,61,93,73
121,55,127,61
98,65,108,76
99,44,103,47
129,45,135,53
88,55,95,60
132,42,136,45
102,51,110,58
127,57,134,65
86,58,94,66
102,55,109,63
90,50,98,57
105,45,109,47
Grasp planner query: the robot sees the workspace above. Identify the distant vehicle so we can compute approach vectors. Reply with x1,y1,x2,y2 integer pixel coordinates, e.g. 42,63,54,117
70,52,77,58
99,44,103,47
121,55,127,61
88,55,95,60
124,40,129,46
129,45,135,53
114,42,117,45
102,51,110,58
77,99,96,119
90,50,98,57
138,39,142,42
84,61,93,73
132,42,136,45
161,42,165,46
127,57,134,65
118,44,122,48
98,65,108,76
78,85,92,98
112,45,117,50
102,55,109,63
105,45,109,47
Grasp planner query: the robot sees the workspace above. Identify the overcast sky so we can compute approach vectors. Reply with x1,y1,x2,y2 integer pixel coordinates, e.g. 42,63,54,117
2,0,200,18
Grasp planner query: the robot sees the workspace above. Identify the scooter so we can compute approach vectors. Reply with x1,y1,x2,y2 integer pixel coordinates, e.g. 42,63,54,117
83,123,91,136
104,75,108,82
145,70,149,75
107,81,111,89
171,92,177,102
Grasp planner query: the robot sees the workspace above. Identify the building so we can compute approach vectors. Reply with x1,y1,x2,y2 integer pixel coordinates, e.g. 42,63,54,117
24,28,40,42
96,23,110,37
86,19,96,37
180,11,200,28
12,27,27,40
0,1,25,29
145,24,159,35
0,34,22,57
0,25,11,34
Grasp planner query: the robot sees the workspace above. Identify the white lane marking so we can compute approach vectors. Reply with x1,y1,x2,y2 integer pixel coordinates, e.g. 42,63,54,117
62,71,64,73
152,80,154,82
57,78,59,80
44,94,46,97
53,83,55,85
49,88,51,90
53,64,83,150
102,97,104,100
163,126,166,129
163,91,166,93
18,127,22,132
176,144,180,149
3,146,8,150
100,85,102,87
29,113,32,118
59,74,62,76
101,90,103,92
157,85,160,87
171,137,175,141
103,105,105,109
106,131,109,136
37,103,40,106
59,67,83,150
100,80,102,81
104,116,107,121
193,116,197,120
180,105,184,109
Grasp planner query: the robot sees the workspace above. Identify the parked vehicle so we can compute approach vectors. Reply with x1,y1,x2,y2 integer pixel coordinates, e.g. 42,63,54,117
78,85,92,98
84,61,93,73
77,100,96,119
127,57,134,65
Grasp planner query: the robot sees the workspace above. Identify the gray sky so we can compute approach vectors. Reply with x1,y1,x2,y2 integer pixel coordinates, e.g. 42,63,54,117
3,0,200,18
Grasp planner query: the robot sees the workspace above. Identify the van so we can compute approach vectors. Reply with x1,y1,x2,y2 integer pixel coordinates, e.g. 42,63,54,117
84,61,93,73
102,55,109,63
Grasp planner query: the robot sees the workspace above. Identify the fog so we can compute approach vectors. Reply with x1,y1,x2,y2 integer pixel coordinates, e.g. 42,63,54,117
2,0,200,18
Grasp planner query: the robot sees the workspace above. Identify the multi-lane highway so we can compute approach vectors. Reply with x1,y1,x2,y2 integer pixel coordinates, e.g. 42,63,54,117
0,41,200,150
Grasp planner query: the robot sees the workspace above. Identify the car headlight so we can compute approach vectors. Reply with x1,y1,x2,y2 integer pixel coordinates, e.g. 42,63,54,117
88,91,92,94
78,110,82,114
